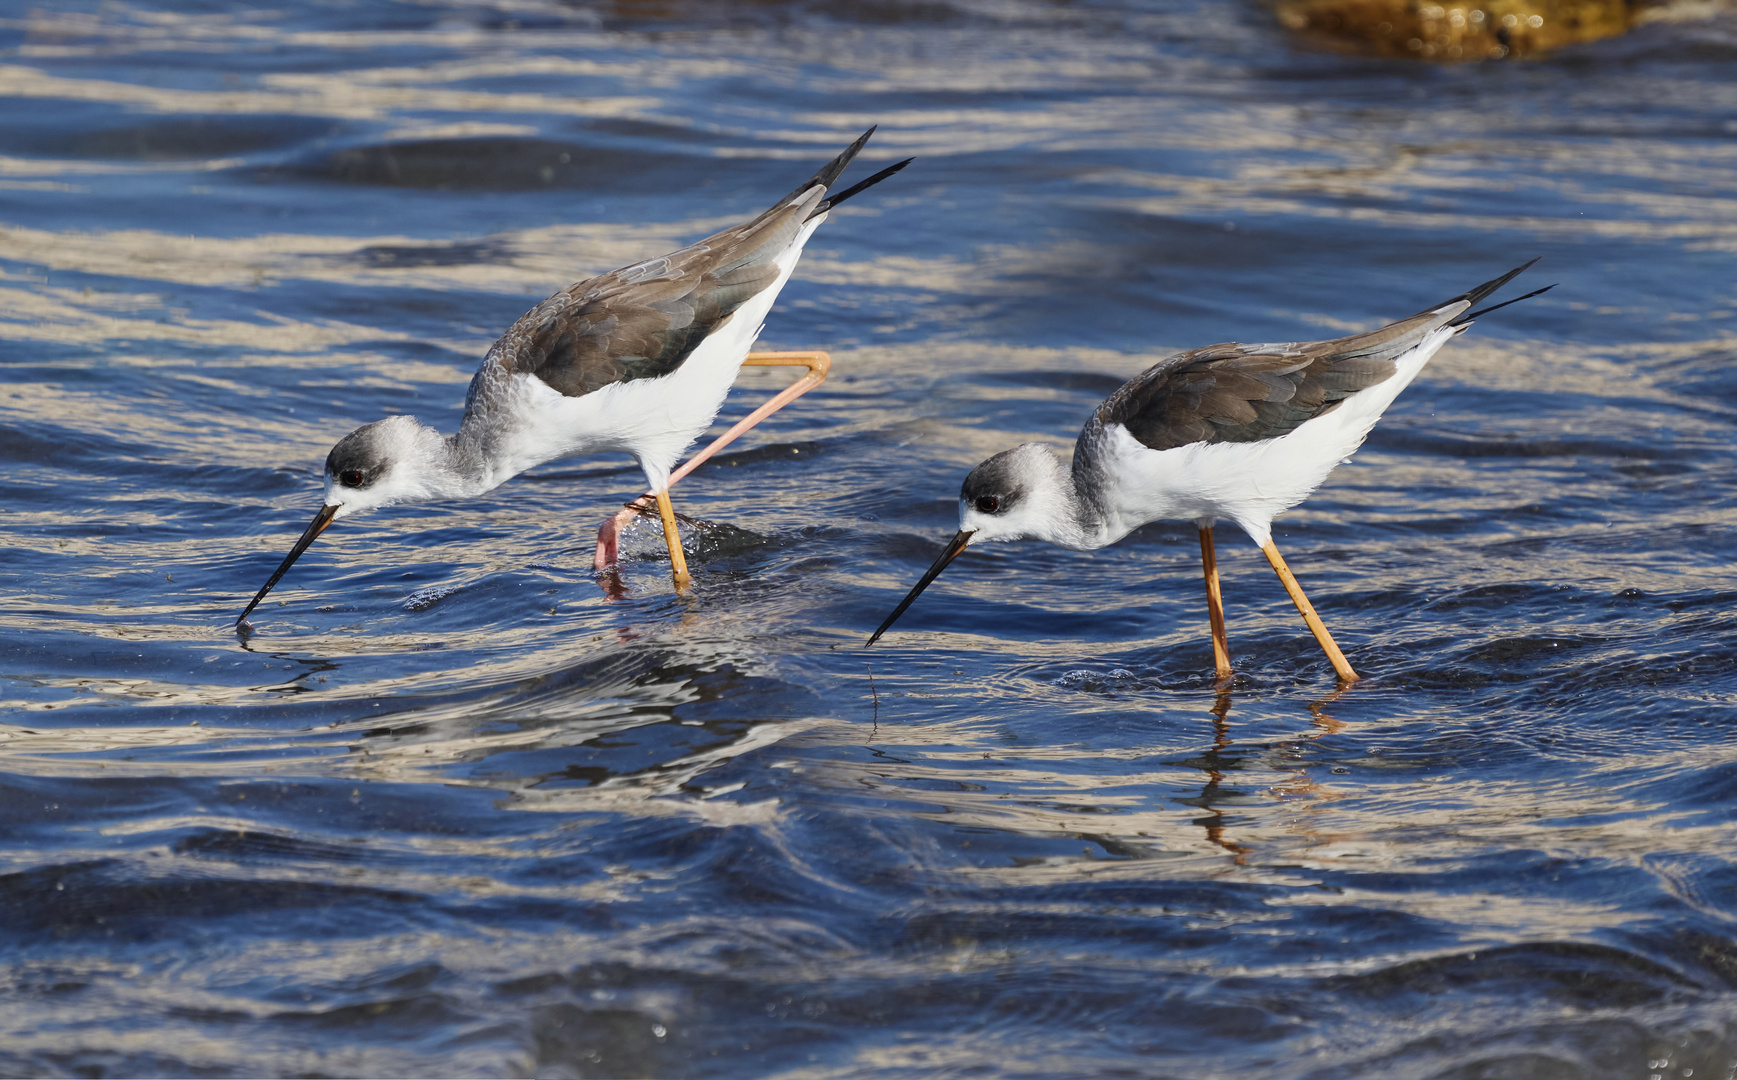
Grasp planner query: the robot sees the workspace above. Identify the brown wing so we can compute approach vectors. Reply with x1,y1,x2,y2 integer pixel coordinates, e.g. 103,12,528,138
489,198,809,398
1092,260,1543,451
483,128,911,400
1098,312,1450,451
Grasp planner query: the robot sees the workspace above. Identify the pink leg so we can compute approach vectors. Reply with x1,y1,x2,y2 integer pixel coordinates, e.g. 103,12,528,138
592,351,831,573
666,351,832,488
593,505,637,571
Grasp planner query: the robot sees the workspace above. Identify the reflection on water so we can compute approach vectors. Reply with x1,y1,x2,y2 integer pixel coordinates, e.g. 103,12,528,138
4,0,1737,1075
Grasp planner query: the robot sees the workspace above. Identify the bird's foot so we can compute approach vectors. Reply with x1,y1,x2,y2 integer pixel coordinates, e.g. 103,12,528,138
593,503,652,573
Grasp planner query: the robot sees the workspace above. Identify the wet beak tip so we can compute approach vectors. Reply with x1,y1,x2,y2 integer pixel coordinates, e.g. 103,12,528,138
236,503,340,627
867,529,975,645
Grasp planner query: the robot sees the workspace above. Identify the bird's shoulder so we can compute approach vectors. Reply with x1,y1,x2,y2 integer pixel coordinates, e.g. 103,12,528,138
485,195,816,399
1096,313,1445,452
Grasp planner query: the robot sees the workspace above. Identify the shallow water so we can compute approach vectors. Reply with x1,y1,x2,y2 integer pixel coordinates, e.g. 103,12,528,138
4,1,1737,1076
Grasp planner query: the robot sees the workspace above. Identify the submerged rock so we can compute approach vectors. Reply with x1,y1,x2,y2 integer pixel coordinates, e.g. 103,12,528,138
1272,0,1654,59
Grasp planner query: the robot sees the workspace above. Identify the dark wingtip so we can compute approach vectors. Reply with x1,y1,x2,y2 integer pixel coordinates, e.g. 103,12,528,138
1461,282,1555,322
1437,258,1541,325
773,126,878,210
809,157,913,220
814,126,876,188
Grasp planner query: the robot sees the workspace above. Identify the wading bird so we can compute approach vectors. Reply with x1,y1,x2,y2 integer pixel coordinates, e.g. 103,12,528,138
237,129,909,630
866,262,1550,683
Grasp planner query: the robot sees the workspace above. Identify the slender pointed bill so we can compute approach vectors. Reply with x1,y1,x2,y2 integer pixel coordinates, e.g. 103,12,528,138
236,505,338,630
866,530,974,646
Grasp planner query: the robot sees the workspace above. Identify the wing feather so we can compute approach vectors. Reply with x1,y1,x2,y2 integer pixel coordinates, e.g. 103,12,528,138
1100,313,1455,451
472,130,914,404
489,197,813,399
1089,262,1542,453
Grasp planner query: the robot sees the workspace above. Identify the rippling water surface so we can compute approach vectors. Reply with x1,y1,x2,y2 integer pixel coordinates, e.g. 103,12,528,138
5,1,1737,1076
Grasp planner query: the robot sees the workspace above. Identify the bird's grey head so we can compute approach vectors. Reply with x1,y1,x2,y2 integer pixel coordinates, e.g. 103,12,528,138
958,442,1077,545
864,444,1080,648
233,414,448,630
322,414,447,518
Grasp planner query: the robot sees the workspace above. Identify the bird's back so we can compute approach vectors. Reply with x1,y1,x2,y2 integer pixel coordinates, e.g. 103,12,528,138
452,130,908,487
472,188,818,404
466,128,898,421
1074,303,1470,545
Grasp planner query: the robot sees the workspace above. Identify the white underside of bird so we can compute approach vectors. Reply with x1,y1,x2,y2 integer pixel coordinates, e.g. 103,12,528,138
1090,323,1463,548
477,216,827,495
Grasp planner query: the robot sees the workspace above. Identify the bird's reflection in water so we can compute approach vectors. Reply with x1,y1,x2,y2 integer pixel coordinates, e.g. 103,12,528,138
1182,691,1254,859
744,670,1377,885
124,643,1374,881
1177,686,1350,860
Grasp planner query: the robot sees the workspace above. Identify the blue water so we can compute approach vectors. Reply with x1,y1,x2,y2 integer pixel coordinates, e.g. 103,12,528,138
5,1,1737,1075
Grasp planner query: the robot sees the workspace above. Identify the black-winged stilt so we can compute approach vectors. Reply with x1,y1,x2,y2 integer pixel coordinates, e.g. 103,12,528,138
237,129,909,629
867,261,1550,684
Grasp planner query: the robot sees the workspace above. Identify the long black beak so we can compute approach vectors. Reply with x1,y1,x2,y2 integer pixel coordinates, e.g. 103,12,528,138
236,504,338,629
866,529,974,646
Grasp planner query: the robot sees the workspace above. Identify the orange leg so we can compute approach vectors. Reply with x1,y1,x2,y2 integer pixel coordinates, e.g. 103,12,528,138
654,488,691,590
594,351,832,576
1260,539,1359,684
1198,524,1232,681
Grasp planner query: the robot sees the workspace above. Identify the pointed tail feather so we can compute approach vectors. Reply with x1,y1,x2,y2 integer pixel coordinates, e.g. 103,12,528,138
759,127,911,221
772,126,876,210
1411,258,1539,324
807,157,913,220
1461,283,1555,322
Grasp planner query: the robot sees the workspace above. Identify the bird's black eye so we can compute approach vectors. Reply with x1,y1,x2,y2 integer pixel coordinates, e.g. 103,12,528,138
338,469,364,488
975,495,1000,514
